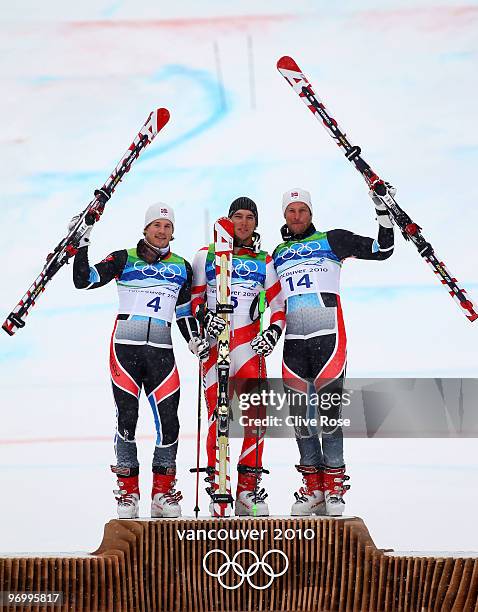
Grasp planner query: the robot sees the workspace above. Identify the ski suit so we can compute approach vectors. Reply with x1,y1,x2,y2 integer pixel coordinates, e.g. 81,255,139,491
191,244,285,471
273,223,394,468
73,239,199,476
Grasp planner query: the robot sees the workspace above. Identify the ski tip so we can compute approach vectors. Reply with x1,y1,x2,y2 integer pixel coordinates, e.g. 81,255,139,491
215,216,235,232
154,108,171,132
465,309,478,322
277,55,299,71
2,322,15,337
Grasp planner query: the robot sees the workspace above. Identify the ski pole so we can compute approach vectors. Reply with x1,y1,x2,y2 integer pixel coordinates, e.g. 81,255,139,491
252,289,267,517
193,359,203,519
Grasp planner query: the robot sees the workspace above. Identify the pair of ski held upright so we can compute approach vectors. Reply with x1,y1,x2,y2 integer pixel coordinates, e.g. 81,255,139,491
210,216,235,516
191,219,269,518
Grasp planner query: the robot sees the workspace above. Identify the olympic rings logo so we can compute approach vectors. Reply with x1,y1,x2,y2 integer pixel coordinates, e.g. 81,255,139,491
234,260,259,277
203,548,288,590
278,241,321,260
133,260,181,279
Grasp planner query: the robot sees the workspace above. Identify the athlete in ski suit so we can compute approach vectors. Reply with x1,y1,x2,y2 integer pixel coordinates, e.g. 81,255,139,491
273,187,394,516
73,203,208,519
191,197,285,516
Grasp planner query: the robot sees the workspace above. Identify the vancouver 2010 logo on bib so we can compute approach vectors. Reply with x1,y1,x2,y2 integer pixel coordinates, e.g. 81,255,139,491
234,260,259,277
133,260,181,279
202,548,288,590
277,241,321,260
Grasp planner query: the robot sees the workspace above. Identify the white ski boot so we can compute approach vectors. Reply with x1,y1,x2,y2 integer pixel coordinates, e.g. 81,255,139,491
323,466,350,516
290,465,325,516
234,466,270,517
112,466,140,519
151,469,182,518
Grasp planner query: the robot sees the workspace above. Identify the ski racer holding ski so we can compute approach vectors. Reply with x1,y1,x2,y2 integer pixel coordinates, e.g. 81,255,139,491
273,187,394,516
72,203,208,519
191,197,285,516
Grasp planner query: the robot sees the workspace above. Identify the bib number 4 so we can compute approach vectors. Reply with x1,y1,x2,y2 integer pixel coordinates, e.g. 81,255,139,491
146,296,162,312
286,273,313,292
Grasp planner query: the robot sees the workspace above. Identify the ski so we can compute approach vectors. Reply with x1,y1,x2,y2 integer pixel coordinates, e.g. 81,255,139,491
2,108,170,336
212,216,235,517
277,55,478,323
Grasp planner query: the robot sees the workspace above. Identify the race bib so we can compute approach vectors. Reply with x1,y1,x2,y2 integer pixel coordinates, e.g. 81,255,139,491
118,285,179,322
279,260,341,298
206,284,258,315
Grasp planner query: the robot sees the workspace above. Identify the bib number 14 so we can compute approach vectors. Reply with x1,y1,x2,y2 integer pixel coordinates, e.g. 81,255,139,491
146,296,162,312
286,273,313,292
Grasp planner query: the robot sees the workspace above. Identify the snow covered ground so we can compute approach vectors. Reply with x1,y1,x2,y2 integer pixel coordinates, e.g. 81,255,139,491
1,0,477,553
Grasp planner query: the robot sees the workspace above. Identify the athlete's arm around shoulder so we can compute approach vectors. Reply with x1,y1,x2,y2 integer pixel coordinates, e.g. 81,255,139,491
73,247,128,290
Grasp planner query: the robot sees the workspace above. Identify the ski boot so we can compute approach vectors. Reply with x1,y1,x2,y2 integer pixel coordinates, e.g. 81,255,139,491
111,465,140,519
323,466,350,516
151,467,183,518
290,465,325,516
235,465,270,517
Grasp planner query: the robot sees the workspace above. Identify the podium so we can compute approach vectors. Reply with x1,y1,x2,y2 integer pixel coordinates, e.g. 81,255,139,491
1,516,477,611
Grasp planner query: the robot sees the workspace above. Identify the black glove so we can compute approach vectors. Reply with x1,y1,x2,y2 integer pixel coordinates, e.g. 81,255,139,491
250,325,281,357
204,309,226,338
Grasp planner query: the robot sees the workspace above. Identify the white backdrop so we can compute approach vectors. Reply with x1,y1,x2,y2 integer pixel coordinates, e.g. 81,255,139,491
0,0,477,553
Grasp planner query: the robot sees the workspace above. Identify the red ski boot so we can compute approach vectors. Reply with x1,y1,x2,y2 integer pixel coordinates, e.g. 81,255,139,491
290,465,325,516
111,466,140,519
235,465,270,517
151,468,183,518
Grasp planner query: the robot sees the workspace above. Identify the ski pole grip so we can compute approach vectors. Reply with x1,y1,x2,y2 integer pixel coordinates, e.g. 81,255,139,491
258,290,266,333
258,290,266,314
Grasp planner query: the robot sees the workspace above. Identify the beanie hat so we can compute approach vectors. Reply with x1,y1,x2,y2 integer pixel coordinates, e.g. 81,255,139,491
228,197,258,225
282,188,313,216
144,202,175,229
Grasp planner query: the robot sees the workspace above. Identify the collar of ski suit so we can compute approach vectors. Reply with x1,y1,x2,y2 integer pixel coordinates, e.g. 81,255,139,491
136,239,171,264
233,245,260,257
233,231,261,253
280,222,316,242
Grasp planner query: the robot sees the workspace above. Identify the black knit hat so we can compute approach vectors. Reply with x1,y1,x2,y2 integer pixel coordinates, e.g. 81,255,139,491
228,197,258,225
